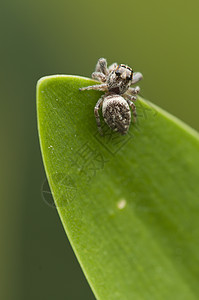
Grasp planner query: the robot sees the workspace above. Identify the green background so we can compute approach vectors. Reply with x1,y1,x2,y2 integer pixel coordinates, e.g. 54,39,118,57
1,0,199,299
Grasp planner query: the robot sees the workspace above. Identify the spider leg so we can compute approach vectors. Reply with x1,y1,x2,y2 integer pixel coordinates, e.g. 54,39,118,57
128,86,140,95
79,83,108,91
131,72,143,85
94,96,105,135
124,93,137,102
108,62,117,72
92,72,106,82
125,97,137,123
95,58,108,76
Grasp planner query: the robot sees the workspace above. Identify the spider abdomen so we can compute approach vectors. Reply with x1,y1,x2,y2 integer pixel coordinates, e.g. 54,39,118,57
102,94,131,135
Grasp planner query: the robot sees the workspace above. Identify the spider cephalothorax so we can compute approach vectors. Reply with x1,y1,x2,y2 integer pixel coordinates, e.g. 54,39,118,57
79,58,143,135
107,64,133,94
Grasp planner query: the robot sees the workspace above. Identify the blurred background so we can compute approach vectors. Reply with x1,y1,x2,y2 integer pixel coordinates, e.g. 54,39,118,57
1,0,199,299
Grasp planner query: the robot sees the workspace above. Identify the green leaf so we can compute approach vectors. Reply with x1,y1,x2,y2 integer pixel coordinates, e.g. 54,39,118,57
37,75,199,300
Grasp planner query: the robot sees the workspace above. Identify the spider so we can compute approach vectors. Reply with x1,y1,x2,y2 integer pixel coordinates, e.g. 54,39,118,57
79,58,143,135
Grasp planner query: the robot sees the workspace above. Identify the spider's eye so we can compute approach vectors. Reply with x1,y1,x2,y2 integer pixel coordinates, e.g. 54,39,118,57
115,70,121,76
127,74,133,80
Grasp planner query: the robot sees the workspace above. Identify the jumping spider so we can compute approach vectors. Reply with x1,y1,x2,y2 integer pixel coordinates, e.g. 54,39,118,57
79,58,143,135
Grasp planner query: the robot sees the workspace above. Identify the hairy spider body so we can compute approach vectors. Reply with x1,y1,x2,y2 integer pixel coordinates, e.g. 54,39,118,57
107,64,133,94
80,58,143,135
102,94,131,135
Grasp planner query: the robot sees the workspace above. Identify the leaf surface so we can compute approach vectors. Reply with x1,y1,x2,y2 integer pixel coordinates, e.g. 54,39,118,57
37,75,199,300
